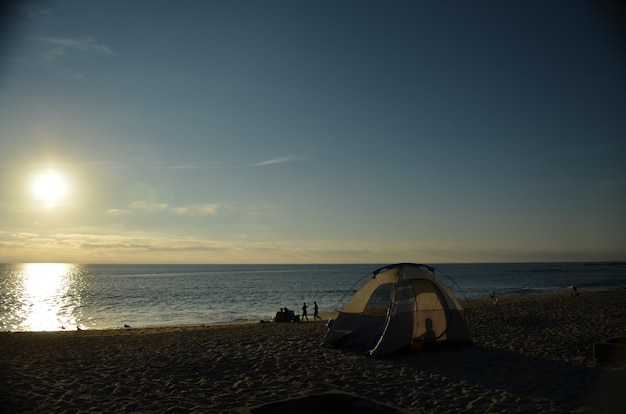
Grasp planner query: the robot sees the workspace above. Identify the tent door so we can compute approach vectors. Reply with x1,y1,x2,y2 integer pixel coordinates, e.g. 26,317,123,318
411,279,449,342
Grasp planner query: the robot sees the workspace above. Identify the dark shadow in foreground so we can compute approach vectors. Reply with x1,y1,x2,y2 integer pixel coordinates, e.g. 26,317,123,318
386,344,626,414
239,390,412,414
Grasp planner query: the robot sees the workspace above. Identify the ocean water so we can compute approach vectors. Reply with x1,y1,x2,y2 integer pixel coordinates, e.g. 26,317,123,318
1,262,624,332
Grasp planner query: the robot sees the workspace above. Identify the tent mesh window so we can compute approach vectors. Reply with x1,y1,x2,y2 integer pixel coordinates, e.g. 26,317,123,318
363,283,393,316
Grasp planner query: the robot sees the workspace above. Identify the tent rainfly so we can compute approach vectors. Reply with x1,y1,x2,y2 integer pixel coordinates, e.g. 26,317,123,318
320,263,471,357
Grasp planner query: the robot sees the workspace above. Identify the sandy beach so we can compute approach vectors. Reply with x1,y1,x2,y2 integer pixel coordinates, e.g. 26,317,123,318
1,289,625,413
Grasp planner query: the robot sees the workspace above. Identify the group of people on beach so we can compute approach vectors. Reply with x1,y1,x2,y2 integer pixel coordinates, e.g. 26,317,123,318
300,301,321,321
278,301,321,322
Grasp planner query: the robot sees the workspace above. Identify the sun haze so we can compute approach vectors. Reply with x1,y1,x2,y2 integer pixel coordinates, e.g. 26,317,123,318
0,1,624,264
31,170,68,208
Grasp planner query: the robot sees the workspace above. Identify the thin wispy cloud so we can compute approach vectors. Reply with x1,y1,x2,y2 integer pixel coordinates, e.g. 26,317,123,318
125,157,240,170
163,161,239,169
130,156,307,169
252,155,307,167
105,208,130,217
171,203,219,215
38,36,116,62
595,178,626,191
108,202,220,216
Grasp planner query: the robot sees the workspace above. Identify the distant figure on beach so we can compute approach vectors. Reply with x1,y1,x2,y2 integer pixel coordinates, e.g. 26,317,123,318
301,302,309,321
283,306,294,322
490,290,498,303
313,301,321,320
572,285,580,296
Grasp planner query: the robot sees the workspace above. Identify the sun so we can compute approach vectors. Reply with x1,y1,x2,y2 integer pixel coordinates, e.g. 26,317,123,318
32,170,69,208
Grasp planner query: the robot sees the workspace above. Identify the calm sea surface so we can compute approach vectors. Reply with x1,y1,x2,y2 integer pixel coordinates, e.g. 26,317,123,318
1,262,624,331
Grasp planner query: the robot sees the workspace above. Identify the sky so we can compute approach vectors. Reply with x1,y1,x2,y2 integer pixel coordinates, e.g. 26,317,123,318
0,0,624,264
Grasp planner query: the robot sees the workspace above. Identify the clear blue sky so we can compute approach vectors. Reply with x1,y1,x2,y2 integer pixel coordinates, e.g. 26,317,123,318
1,0,624,264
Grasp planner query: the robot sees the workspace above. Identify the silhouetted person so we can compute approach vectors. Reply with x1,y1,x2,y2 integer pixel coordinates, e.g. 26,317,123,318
283,306,293,322
301,302,309,321
421,318,436,341
313,301,321,320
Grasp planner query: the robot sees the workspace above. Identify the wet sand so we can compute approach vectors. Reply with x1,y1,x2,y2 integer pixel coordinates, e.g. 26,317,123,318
1,290,625,413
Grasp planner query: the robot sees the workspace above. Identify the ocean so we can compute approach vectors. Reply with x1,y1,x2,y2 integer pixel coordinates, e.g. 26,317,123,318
1,262,624,332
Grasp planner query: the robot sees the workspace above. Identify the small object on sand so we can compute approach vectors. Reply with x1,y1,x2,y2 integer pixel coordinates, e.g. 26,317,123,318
76,326,82,331
124,324,131,329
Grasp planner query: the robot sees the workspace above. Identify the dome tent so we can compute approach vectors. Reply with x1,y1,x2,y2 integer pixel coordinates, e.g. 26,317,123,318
320,263,471,357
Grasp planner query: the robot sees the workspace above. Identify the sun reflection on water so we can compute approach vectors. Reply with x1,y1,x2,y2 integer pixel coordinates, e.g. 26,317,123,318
17,263,82,331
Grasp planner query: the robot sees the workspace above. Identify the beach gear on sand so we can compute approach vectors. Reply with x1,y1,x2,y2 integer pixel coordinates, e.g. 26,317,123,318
320,263,471,357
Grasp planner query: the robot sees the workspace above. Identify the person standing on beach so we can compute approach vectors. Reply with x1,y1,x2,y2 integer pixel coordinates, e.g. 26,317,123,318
313,301,321,320
301,302,309,321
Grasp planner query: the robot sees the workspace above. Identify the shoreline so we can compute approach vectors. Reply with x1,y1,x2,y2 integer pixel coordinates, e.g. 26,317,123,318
0,311,341,334
1,290,625,413
5,289,622,334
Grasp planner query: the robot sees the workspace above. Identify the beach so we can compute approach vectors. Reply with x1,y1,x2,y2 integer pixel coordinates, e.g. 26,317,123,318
1,290,625,413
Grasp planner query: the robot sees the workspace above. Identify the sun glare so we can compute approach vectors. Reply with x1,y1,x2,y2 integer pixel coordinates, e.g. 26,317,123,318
32,170,68,207
19,263,78,331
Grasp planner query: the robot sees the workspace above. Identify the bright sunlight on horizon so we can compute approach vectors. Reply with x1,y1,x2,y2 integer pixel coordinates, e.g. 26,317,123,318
0,1,624,264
